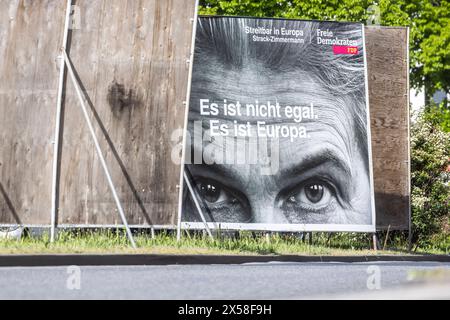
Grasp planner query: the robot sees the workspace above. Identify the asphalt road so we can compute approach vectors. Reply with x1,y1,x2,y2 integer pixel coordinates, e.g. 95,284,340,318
0,261,449,299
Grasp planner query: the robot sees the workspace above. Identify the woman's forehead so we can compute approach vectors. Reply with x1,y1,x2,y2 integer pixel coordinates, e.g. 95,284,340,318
194,61,318,97
188,48,368,172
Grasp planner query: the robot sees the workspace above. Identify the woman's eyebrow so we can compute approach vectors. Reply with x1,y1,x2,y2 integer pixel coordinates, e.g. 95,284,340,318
187,163,247,189
279,149,352,180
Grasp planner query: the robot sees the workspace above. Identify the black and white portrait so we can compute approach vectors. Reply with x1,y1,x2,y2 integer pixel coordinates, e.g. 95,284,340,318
180,16,375,232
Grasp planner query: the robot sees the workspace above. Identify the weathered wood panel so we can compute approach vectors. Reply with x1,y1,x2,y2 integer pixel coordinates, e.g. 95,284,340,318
0,0,196,226
58,0,196,226
365,26,410,230
0,0,66,224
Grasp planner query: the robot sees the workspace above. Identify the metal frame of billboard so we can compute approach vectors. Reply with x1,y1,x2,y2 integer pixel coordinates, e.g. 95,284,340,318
406,26,412,248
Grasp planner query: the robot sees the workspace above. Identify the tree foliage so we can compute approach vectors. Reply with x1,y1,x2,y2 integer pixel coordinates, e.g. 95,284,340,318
424,102,450,132
199,0,450,97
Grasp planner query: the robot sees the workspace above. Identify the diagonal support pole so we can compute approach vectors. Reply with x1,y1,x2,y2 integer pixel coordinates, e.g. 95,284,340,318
62,50,136,249
183,171,214,240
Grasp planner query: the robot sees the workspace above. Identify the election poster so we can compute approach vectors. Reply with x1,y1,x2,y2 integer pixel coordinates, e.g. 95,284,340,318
179,16,376,232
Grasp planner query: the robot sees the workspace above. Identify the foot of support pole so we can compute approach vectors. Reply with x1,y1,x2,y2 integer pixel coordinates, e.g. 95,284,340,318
151,227,155,239
372,233,378,251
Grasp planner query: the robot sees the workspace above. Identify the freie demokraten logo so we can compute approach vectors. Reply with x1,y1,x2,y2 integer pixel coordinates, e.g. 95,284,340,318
316,28,359,55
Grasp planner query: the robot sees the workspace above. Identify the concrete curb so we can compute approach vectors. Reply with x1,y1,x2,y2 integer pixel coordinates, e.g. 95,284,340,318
0,254,449,267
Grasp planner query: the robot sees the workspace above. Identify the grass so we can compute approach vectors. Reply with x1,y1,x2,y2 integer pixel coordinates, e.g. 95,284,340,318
0,229,447,256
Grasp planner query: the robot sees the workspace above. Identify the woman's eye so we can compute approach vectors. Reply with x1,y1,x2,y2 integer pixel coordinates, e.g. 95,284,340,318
287,181,333,209
198,181,220,203
196,179,230,204
192,177,252,223
305,184,324,203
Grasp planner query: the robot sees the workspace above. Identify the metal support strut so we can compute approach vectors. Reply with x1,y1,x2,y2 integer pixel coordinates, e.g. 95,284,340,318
183,171,214,240
62,50,137,249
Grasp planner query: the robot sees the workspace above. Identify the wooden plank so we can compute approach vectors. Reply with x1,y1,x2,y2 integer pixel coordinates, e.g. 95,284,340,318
0,0,66,224
365,26,410,230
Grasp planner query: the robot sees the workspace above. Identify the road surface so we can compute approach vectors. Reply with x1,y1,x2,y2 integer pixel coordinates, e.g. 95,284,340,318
0,261,449,299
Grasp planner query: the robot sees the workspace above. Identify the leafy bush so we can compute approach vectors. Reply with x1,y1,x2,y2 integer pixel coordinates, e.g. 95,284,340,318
410,108,450,248
423,102,450,133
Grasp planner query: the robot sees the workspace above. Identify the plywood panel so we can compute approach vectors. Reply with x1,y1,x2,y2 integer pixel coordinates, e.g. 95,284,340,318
365,26,410,230
58,0,196,225
0,0,66,224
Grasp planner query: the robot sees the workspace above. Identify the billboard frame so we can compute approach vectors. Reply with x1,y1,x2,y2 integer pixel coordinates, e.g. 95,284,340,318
176,15,377,234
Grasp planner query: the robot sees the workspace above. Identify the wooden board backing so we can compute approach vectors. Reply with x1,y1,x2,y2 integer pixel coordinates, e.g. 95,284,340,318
0,0,66,224
0,0,196,226
365,26,410,230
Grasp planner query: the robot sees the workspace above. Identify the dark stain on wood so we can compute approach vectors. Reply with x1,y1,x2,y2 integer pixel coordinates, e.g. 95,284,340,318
107,81,142,118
